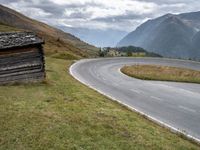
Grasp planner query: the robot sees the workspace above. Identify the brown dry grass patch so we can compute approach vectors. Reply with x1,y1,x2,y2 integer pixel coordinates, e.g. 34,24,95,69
121,65,200,84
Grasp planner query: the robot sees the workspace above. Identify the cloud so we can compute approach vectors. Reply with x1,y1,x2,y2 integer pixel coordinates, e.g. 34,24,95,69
1,0,200,31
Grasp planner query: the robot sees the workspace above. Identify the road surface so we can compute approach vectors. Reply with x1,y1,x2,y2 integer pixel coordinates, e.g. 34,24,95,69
70,57,200,142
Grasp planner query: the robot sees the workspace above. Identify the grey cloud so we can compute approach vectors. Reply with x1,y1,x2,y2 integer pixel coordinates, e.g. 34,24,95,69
140,0,193,4
92,14,146,23
0,0,200,32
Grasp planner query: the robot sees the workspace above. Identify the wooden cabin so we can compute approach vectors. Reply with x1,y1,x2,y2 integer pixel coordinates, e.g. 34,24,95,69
0,32,45,85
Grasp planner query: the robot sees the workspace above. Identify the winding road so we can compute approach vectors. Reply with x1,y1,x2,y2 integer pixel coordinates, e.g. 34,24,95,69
70,57,200,142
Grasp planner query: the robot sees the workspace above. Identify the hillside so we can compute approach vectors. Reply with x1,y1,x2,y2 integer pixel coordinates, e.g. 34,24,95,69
116,46,162,57
60,26,128,47
0,4,99,58
1,4,200,149
117,12,200,60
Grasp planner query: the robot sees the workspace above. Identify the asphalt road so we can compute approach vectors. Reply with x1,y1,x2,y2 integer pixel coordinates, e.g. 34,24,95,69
70,57,200,142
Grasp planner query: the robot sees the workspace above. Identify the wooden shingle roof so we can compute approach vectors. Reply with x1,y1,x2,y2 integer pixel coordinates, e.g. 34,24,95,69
0,32,44,50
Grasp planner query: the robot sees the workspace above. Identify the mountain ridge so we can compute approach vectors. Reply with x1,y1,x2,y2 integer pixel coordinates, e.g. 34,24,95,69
117,11,200,59
0,4,98,58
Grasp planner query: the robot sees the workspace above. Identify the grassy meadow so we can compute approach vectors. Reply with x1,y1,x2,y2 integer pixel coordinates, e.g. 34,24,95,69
0,57,200,149
121,65,200,84
0,22,200,149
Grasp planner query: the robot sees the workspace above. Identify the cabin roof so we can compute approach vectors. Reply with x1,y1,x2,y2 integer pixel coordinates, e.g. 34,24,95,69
0,32,44,50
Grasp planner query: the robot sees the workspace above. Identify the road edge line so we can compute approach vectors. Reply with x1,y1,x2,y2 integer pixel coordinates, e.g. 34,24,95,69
69,60,200,145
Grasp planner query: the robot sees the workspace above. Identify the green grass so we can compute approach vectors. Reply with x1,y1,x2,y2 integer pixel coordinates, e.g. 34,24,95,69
0,20,200,149
0,24,21,32
121,65,200,84
50,50,81,60
0,23,98,58
0,57,200,150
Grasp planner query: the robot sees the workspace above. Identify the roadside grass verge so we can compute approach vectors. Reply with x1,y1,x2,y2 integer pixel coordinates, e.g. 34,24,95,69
0,57,200,149
121,65,200,84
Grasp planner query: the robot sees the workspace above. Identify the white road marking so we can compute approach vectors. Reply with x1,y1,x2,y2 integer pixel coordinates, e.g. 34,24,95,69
150,96,163,101
179,105,196,113
131,89,141,94
70,59,200,144
102,77,107,81
96,74,106,81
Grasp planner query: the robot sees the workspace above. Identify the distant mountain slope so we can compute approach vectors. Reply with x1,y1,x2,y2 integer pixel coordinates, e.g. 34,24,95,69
117,12,200,59
0,4,98,58
59,26,128,47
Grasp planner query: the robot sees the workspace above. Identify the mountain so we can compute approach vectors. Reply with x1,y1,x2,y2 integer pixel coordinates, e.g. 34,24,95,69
0,4,99,58
58,26,128,47
117,12,200,59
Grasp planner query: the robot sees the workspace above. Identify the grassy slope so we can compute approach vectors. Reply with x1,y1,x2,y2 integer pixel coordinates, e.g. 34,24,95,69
0,20,200,149
121,65,200,84
0,57,200,150
0,23,82,60
0,24,21,32
0,4,99,58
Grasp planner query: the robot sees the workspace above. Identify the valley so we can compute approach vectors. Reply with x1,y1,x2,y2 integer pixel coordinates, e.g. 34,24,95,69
0,2,200,149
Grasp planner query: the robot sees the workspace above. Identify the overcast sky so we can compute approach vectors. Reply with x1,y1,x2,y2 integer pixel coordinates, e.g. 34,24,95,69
1,0,200,32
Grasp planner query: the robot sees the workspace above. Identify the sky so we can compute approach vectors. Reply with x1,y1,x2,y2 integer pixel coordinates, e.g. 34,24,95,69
1,0,200,32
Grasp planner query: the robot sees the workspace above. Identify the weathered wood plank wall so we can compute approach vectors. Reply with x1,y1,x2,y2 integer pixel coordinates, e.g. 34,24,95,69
0,45,45,85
